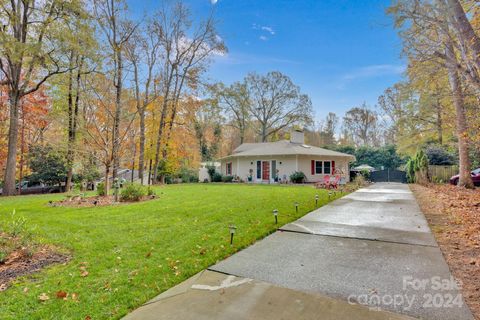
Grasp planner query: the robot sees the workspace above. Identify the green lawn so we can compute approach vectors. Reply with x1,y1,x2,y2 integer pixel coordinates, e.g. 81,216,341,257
0,183,345,319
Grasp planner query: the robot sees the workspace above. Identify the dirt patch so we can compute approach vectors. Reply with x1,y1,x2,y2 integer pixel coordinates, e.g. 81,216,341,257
411,184,480,319
52,194,157,208
0,244,69,291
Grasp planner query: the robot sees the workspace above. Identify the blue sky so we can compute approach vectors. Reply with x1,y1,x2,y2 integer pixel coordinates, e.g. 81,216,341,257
131,0,405,122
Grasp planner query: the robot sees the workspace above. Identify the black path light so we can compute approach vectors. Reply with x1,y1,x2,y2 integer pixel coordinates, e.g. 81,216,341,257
294,202,299,213
315,194,319,207
229,225,237,245
328,191,333,200
273,209,278,224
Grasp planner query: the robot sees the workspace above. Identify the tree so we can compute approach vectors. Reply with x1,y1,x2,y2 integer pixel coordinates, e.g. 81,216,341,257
342,104,379,147
388,0,475,187
212,82,250,145
193,101,223,161
125,21,161,184
28,145,67,186
0,0,79,195
151,2,225,182
93,0,136,190
425,145,456,165
245,71,313,142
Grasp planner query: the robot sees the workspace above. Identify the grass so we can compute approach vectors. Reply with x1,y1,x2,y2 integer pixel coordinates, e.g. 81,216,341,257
0,183,346,319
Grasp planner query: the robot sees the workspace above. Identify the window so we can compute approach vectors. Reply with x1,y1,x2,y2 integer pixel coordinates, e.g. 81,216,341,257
256,161,261,179
226,162,232,175
324,161,331,174
315,161,323,174
314,160,332,175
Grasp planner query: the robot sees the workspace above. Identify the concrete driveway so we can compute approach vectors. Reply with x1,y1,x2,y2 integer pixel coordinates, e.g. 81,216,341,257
124,183,473,320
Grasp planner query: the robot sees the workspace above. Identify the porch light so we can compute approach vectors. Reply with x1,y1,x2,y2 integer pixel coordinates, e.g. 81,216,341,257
229,225,237,245
315,194,319,207
273,209,278,224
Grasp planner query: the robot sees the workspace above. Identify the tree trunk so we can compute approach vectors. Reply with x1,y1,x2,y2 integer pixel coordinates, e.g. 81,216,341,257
65,58,75,192
104,164,110,196
445,40,474,188
435,101,443,145
446,0,480,71
3,92,20,196
112,48,122,183
138,109,146,183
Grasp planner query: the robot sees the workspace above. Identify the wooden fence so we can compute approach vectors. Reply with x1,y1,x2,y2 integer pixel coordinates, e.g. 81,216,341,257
428,165,458,183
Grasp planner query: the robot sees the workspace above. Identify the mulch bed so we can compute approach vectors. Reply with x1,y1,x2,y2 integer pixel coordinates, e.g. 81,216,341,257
0,245,69,291
411,183,480,319
52,195,156,208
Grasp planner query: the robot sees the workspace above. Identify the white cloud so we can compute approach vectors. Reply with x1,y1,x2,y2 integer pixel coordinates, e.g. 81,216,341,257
210,0,218,4
261,26,275,35
259,35,268,41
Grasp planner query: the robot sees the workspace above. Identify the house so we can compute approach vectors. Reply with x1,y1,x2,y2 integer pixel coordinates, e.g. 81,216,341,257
219,130,356,183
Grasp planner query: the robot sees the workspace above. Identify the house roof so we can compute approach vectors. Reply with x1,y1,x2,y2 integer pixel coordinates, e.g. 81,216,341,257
219,140,356,161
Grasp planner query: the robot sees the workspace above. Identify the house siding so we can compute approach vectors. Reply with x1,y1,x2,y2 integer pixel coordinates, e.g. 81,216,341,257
221,155,351,183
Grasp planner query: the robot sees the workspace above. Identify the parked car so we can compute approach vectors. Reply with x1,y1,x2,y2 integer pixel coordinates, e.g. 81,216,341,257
0,181,65,195
449,168,480,186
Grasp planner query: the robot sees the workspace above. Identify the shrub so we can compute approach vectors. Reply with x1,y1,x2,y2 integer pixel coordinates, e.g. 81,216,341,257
353,174,367,187
120,183,147,202
206,165,217,181
96,182,106,196
222,175,234,183
290,171,306,183
178,168,199,183
212,172,223,182
359,169,371,180
147,187,156,197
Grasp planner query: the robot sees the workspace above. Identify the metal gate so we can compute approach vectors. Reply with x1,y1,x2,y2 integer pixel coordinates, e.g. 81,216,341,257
370,169,407,183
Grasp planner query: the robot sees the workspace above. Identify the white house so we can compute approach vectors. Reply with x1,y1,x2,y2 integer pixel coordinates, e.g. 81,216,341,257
219,130,356,183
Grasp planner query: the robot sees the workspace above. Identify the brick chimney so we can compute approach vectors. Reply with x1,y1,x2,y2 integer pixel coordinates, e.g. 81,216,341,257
290,129,305,144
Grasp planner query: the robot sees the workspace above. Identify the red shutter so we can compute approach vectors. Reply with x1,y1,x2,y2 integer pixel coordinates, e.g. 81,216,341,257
332,161,336,174
311,160,315,175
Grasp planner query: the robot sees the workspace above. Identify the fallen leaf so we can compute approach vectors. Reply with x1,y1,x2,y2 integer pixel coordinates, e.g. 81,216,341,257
39,293,50,302
23,287,29,293
81,271,89,277
56,291,67,299
145,252,152,258
0,284,7,292
85,316,91,320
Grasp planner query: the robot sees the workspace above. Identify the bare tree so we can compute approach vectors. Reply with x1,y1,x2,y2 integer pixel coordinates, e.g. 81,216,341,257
212,82,250,144
93,0,136,191
151,2,225,183
0,0,77,195
245,71,313,142
125,22,161,184
342,104,379,147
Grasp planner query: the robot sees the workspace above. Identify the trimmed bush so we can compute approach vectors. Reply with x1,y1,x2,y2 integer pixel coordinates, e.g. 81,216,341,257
212,172,223,182
289,171,306,183
120,183,147,202
222,175,234,183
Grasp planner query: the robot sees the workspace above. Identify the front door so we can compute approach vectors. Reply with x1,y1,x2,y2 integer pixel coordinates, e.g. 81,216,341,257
262,161,270,181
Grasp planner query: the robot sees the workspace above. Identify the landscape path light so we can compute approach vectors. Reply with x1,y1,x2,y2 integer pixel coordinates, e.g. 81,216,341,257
273,209,278,224
315,194,319,207
294,202,299,213
229,225,237,245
